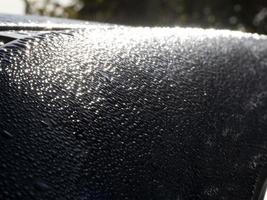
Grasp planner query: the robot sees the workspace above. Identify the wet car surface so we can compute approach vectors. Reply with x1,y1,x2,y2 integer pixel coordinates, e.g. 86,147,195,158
0,14,267,200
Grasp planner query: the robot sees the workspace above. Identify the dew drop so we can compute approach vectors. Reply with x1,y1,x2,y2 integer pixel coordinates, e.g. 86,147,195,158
1,130,13,138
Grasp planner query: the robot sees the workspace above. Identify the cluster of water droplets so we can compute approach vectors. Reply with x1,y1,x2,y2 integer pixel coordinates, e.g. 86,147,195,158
0,25,267,199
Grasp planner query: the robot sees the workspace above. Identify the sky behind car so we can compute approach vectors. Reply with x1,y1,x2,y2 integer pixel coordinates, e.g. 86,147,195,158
0,0,24,15
0,0,74,15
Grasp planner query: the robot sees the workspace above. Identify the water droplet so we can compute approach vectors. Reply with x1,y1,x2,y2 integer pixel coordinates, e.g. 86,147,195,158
40,118,53,128
1,130,13,138
34,180,50,191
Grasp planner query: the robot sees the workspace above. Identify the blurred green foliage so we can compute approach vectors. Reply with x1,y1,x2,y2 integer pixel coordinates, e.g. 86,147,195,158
24,0,267,34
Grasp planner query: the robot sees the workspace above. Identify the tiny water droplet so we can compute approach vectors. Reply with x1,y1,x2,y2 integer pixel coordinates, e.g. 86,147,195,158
34,180,50,191
1,130,13,138
41,118,53,128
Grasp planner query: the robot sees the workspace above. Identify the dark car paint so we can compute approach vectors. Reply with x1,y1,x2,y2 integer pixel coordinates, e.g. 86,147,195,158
0,15,267,200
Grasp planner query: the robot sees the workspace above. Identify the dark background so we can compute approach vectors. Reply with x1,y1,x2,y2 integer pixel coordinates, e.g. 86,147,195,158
24,0,267,34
